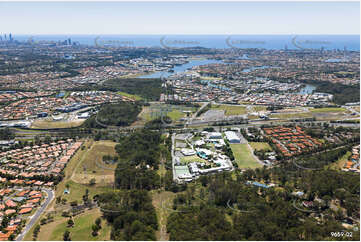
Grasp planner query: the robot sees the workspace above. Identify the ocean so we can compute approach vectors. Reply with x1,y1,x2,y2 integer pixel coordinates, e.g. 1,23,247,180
11,35,360,51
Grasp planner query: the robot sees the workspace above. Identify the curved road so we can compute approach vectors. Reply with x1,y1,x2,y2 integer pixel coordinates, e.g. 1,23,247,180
16,189,54,241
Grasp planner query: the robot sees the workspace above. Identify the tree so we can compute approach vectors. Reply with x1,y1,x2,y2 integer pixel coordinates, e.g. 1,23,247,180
89,178,96,186
40,218,47,225
63,230,71,241
95,217,102,229
70,201,78,207
91,224,99,236
33,225,41,240
67,218,74,227
83,189,89,204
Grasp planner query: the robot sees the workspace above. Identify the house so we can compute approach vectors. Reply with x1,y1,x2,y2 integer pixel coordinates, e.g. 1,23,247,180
27,198,40,204
19,207,32,214
5,209,16,215
5,200,17,208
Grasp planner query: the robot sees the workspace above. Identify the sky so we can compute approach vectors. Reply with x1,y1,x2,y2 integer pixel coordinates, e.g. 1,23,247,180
0,1,359,35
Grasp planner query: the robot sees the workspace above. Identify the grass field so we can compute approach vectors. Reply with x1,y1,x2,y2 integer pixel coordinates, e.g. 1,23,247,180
74,140,117,175
117,91,142,101
31,119,84,129
211,104,247,116
38,208,111,241
55,140,114,203
139,104,196,123
180,155,206,164
249,142,272,152
252,106,267,112
309,107,347,113
230,144,262,169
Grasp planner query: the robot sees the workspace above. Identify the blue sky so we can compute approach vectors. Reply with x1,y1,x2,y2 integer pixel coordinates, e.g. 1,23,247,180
0,1,359,35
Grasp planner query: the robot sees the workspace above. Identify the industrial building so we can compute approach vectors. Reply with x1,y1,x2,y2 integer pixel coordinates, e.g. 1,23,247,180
224,131,241,143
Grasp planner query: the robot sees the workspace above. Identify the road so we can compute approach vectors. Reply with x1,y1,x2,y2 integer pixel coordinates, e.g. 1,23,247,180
16,189,54,241
171,133,176,182
186,102,210,126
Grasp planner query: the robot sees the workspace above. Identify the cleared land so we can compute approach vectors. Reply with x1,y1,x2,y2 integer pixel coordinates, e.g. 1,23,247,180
73,140,118,185
211,104,247,116
151,191,177,241
31,119,84,129
309,107,347,113
230,144,262,169
249,142,272,152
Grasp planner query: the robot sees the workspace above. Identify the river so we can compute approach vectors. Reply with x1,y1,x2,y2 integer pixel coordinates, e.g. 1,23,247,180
137,59,224,78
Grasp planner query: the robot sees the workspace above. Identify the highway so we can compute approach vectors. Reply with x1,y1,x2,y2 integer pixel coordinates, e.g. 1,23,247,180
16,189,54,241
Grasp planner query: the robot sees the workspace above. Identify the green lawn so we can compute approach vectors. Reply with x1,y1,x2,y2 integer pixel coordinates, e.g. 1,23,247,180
167,110,187,121
249,142,272,152
117,91,142,101
211,104,247,116
49,209,111,241
230,144,262,169
180,155,206,164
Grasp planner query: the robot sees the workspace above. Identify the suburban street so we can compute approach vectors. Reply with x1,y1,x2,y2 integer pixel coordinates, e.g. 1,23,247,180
16,189,55,241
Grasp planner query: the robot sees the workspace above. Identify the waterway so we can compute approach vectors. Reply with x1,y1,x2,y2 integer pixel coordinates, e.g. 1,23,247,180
298,84,316,94
137,59,317,95
137,59,224,78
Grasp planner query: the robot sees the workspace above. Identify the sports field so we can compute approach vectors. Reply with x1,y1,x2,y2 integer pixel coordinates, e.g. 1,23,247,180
230,144,262,169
